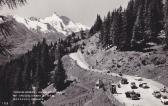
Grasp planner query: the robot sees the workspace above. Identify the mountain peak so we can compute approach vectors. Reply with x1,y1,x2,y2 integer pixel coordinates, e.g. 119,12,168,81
13,13,89,36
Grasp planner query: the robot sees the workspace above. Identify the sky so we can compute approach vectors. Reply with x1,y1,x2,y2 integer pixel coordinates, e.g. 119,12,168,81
1,0,130,26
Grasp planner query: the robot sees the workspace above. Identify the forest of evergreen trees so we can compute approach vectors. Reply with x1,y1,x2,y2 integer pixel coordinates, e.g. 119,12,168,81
0,29,86,106
90,0,166,51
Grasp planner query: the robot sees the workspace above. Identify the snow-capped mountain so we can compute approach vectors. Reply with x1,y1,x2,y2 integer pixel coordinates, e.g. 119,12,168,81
13,12,89,36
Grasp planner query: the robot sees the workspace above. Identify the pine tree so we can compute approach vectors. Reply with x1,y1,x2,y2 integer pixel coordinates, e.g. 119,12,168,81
118,11,128,50
152,0,163,43
89,14,102,35
38,39,54,88
131,4,146,50
54,58,66,91
125,0,135,49
100,12,112,48
100,18,109,47
108,12,115,45
165,0,168,47
100,20,106,47
80,29,86,39
110,10,123,47
143,0,153,42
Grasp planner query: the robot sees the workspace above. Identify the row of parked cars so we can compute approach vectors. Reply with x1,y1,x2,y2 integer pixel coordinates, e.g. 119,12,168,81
152,88,168,105
120,77,150,100
121,78,149,89
120,76,168,105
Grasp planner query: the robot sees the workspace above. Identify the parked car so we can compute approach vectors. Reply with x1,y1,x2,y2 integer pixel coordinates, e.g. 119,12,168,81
135,75,140,77
125,91,132,98
139,83,149,89
131,94,140,100
125,91,140,100
152,91,161,98
119,72,123,77
161,95,168,105
131,82,138,89
107,71,111,73
121,78,129,84
160,87,167,93
135,77,143,81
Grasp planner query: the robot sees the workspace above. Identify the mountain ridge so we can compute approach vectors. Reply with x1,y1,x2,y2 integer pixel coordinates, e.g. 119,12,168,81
13,13,89,36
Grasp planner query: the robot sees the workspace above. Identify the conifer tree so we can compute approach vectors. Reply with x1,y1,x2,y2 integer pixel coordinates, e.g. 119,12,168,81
164,0,168,47
54,58,66,91
100,18,109,47
125,0,135,49
110,10,123,47
118,11,128,50
89,14,102,35
131,4,145,50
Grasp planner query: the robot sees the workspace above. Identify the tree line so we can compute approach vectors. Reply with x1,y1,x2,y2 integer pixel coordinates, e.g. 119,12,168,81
90,0,164,51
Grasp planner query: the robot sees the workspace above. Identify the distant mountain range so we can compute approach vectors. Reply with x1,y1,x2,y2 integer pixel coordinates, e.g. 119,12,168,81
13,12,89,36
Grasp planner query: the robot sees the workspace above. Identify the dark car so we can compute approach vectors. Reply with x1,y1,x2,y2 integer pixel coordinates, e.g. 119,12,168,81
121,78,129,84
152,91,161,98
131,94,140,100
139,83,149,89
161,95,168,105
119,72,123,77
131,82,138,89
125,91,140,100
160,87,167,93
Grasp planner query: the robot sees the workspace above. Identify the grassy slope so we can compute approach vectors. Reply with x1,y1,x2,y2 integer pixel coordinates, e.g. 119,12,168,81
82,33,168,86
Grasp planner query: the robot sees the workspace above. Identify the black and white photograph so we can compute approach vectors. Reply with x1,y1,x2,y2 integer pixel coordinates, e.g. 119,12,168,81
0,0,168,106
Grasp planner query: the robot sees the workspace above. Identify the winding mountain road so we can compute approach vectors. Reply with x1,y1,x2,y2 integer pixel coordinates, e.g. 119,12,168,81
69,50,168,106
